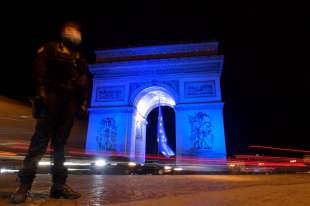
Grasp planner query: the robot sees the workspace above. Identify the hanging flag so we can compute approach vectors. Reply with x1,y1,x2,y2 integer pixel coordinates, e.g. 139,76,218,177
157,100,175,157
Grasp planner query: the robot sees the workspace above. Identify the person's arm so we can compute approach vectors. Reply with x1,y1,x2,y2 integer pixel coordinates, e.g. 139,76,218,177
31,43,53,118
80,74,89,112
78,58,91,112
32,44,52,98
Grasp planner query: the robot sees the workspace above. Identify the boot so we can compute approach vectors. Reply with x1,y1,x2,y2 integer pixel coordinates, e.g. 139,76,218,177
50,184,81,199
9,184,31,204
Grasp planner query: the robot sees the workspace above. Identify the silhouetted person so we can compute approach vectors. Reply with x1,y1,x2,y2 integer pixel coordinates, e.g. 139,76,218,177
10,21,90,204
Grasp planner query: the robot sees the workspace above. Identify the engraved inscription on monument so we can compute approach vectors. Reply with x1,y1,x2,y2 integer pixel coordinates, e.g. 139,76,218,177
184,80,216,98
96,86,126,102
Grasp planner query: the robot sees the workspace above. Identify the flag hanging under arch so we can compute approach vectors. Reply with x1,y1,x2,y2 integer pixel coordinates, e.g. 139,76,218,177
157,100,175,157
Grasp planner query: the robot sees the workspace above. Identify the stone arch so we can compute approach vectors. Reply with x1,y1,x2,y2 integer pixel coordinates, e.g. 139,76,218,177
86,42,227,166
128,81,180,107
130,86,176,162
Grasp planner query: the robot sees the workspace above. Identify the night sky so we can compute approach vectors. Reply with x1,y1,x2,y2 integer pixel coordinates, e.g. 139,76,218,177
1,2,309,156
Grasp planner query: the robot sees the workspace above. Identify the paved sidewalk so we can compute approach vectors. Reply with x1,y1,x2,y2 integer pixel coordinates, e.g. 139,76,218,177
0,174,309,205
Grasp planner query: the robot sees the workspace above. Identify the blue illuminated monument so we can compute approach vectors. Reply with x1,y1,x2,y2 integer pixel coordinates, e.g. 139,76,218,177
86,42,226,163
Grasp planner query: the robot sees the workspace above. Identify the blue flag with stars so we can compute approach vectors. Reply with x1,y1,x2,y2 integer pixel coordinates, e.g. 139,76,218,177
157,101,175,157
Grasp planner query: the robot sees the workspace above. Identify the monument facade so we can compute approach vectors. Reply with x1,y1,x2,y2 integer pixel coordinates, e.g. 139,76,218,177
86,42,226,163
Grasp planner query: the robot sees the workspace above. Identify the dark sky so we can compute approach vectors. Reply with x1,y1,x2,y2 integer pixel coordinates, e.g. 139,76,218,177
1,2,309,155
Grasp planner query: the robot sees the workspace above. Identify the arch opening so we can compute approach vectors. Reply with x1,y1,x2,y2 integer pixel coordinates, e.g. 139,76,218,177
134,86,176,118
131,86,176,163
146,106,176,162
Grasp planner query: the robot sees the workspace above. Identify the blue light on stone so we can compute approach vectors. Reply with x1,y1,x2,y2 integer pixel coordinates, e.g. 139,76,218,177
86,42,226,163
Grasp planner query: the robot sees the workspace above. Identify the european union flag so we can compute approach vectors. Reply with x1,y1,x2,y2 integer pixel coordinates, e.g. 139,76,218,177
157,100,175,157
